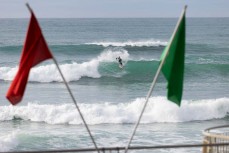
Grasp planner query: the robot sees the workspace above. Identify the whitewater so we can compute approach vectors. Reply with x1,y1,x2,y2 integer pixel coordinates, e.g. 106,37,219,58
0,97,229,124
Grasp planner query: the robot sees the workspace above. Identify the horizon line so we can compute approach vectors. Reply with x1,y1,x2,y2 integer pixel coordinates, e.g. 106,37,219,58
1,16,229,19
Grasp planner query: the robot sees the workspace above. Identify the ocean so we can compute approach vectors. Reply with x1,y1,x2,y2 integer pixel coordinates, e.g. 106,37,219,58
0,18,228,152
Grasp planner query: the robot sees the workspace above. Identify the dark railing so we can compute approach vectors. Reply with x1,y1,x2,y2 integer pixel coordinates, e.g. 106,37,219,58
3,143,229,153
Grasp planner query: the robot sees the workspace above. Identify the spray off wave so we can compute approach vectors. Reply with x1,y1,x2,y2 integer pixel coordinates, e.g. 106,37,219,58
0,97,228,124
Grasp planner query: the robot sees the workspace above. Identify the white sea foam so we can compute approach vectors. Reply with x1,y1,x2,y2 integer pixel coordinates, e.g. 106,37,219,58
0,131,19,152
86,39,167,47
0,48,129,82
0,97,228,124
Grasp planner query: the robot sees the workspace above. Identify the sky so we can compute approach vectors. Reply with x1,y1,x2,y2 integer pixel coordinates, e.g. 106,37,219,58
0,0,229,18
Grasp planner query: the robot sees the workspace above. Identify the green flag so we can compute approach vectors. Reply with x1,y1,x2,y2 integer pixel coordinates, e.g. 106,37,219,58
160,7,186,106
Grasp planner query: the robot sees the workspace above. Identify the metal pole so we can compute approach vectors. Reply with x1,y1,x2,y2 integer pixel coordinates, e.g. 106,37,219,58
124,5,187,153
25,3,100,153
52,57,100,153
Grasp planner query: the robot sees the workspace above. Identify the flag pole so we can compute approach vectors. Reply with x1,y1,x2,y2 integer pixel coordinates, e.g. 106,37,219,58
52,57,100,153
25,3,100,153
124,5,187,153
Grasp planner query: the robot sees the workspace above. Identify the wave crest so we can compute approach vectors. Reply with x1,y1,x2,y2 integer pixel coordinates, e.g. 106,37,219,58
1,97,228,124
0,48,130,82
86,39,167,47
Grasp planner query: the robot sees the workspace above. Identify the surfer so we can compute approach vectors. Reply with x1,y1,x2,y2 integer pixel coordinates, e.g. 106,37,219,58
116,56,123,67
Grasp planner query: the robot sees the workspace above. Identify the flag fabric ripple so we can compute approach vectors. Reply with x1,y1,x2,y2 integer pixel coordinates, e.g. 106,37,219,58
6,12,53,105
160,7,186,106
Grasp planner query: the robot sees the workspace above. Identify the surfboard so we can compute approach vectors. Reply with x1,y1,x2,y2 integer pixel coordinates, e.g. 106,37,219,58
119,64,124,69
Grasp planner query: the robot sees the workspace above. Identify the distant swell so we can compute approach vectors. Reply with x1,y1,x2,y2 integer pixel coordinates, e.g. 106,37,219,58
0,97,228,124
85,39,167,47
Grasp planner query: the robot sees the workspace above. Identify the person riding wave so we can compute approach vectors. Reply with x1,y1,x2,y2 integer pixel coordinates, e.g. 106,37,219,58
116,56,123,66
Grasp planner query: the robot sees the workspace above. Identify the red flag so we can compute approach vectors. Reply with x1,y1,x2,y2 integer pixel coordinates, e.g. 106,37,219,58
6,12,53,105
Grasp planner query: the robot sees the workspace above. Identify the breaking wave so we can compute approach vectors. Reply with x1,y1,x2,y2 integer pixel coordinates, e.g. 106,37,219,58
0,49,130,82
0,60,227,83
0,97,228,124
